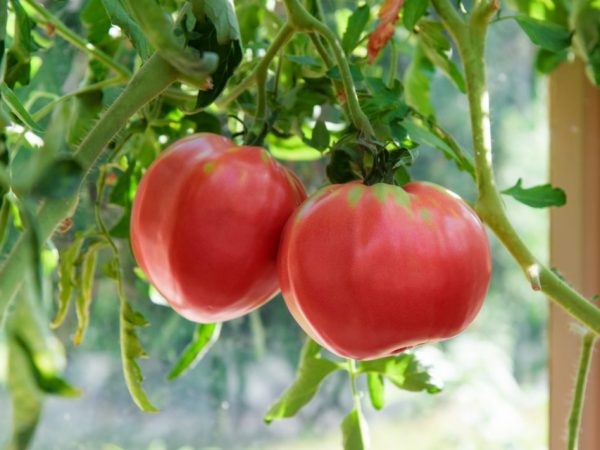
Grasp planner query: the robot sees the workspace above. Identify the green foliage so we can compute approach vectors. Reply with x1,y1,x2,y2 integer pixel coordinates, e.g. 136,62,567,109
403,0,430,31
168,322,222,380
367,373,385,410
264,339,343,423
358,353,442,394
501,178,567,208
514,16,572,52
341,408,369,450
342,5,370,55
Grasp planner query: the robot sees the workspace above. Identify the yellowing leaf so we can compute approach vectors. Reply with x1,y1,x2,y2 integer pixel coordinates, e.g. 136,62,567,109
367,0,404,63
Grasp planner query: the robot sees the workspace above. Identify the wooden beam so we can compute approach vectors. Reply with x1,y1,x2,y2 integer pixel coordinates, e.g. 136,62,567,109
549,59,600,450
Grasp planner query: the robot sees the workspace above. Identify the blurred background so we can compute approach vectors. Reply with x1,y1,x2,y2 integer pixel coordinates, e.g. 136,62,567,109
0,2,550,449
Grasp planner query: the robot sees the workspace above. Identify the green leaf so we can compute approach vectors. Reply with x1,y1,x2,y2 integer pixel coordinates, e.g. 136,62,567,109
404,43,434,117
535,48,569,74
367,373,385,410
264,339,342,423
167,322,222,380
342,5,370,55
341,408,370,450
1,83,43,134
5,0,40,87
403,0,429,31
50,235,86,329
198,0,242,44
310,119,330,151
192,11,243,107
417,20,466,93
6,333,43,450
571,0,600,86
101,0,152,59
74,242,104,345
514,16,571,52
326,65,364,83
30,157,84,200
402,117,475,177
358,353,442,394
119,273,158,412
501,178,567,208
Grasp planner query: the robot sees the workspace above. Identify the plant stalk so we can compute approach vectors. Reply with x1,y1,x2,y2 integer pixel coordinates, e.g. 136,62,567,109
567,332,596,450
431,0,600,335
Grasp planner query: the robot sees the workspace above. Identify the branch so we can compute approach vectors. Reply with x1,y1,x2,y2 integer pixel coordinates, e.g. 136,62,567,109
568,332,596,450
431,0,600,335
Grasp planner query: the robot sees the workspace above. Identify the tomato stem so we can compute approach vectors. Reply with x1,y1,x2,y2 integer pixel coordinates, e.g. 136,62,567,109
347,358,361,409
431,0,600,336
282,0,375,138
567,331,596,450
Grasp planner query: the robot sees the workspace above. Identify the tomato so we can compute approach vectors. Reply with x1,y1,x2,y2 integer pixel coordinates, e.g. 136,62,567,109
278,181,491,360
131,133,306,322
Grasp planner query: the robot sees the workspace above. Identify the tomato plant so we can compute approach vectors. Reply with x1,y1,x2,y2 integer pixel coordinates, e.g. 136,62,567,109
0,0,598,449
131,133,306,322
279,181,492,360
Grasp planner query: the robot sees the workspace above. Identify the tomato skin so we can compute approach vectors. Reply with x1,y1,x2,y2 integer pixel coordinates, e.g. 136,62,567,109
131,133,306,322
278,181,492,360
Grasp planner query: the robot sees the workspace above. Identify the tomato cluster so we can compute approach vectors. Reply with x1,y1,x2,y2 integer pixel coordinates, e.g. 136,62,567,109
131,134,492,359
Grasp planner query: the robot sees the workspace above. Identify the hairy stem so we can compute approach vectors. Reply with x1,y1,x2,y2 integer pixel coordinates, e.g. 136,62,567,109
0,54,178,321
567,332,596,450
431,0,600,335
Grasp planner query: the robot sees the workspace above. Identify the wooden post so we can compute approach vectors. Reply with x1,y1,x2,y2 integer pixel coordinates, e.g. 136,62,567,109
549,59,600,450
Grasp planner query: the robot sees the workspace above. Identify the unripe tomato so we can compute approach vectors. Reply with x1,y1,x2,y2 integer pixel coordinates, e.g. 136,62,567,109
131,133,306,322
278,181,491,360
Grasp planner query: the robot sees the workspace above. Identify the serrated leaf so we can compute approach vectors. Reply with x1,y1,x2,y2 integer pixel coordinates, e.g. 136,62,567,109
403,0,429,31
51,235,85,329
367,373,385,410
342,5,370,55
514,16,571,52
167,322,221,380
310,119,330,151
264,339,342,423
120,290,158,412
341,408,370,450
1,83,43,134
67,90,104,147
74,242,104,345
358,353,442,394
501,178,567,208
417,20,466,93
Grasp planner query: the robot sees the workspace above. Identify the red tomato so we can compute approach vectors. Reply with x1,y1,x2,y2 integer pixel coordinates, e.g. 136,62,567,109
131,133,306,322
278,181,491,360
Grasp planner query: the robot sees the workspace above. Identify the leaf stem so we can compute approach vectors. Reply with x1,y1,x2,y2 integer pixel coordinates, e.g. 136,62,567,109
22,0,131,79
431,0,600,335
567,332,596,450
216,24,294,109
283,0,375,137
347,358,360,409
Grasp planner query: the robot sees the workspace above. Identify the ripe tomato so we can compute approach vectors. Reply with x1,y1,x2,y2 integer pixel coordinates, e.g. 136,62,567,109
131,133,306,322
278,181,491,360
